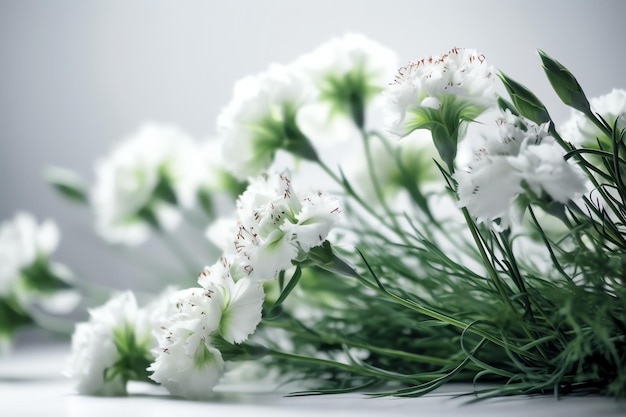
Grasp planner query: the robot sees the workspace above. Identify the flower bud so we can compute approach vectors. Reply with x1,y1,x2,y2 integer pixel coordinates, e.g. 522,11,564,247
499,72,551,125
538,49,592,116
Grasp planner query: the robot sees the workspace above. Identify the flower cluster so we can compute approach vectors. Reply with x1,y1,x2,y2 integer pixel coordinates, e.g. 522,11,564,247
219,33,398,181
65,169,340,399
51,35,626,402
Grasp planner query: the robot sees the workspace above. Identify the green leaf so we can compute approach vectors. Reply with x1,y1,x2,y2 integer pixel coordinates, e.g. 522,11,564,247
499,72,551,124
496,96,520,117
153,168,178,205
537,49,591,115
197,189,215,217
43,166,88,204
266,266,302,317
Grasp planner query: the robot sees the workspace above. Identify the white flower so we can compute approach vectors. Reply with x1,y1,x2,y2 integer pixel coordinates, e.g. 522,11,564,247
218,64,316,180
0,211,78,324
560,88,626,146
148,286,223,399
149,260,264,400
294,33,398,128
455,111,586,229
384,47,496,137
198,257,265,344
233,170,340,281
196,139,245,202
0,212,59,296
66,291,151,396
455,157,523,229
150,328,225,400
91,123,203,245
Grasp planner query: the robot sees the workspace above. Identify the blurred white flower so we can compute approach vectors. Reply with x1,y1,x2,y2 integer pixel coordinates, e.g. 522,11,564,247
205,215,238,254
294,33,398,129
233,170,340,281
66,291,152,396
384,47,496,137
0,212,59,296
0,212,79,330
343,129,441,204
67,321,127,396
196,139,246,215
92,123,203,245
560,88,626,146
218,64,317,180
455,110,586,229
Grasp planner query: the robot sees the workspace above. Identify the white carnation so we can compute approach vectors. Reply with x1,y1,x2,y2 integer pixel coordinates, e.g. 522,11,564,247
560,88,626,146
455,110,586,229
198,257,264,344
91,123,203,245
218,64,316,180
233,170,340,281
0,212,59,296
294,33,398,130
384,47,496,137
66,291,151,396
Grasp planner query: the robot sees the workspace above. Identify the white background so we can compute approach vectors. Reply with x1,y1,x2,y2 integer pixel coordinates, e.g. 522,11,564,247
0,0,624,319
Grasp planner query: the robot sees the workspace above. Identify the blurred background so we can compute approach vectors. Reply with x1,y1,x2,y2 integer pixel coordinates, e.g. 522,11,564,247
0,0,623,341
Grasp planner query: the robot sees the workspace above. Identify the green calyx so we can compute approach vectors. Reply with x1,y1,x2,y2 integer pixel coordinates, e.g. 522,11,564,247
107,322,153,385
250,103,318,164
131,165,179,230
319,67,380,129
404,95,485,171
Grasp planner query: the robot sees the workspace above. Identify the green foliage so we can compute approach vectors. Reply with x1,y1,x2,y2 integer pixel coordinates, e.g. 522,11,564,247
538,49,591,115
253,51,626,400
499,72,551,125
44,166,88,204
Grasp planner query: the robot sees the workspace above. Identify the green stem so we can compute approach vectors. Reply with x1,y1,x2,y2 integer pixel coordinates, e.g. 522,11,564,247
261,318,463,368
459,207,548,359
361,129,412,246
320,250,543,362
316,159,407,239
266,348,447,384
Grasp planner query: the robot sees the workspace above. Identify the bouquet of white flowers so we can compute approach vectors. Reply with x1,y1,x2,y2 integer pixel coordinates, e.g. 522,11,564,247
11,33,624,401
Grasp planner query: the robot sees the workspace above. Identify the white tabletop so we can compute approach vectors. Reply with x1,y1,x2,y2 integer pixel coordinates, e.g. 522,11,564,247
2,342,624,417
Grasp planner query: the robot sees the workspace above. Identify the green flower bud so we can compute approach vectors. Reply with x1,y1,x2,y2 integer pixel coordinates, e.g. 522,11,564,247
538,49,592,116
499,72,551,125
